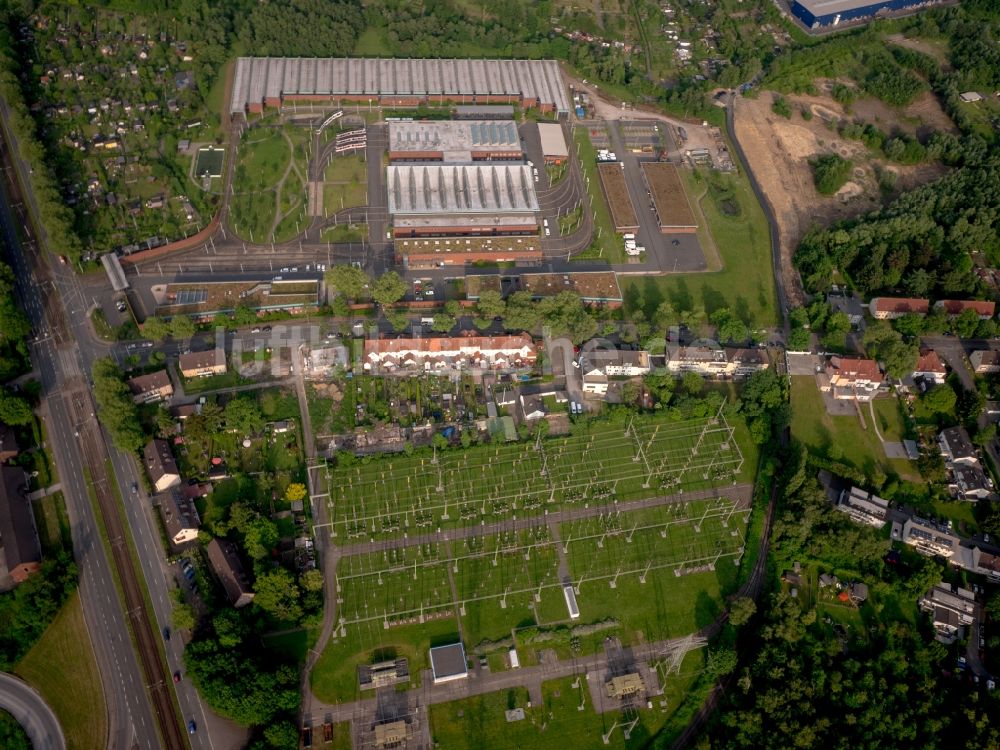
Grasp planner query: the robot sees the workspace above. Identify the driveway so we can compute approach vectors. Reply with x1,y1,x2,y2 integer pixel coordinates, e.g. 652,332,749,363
923,335,975,391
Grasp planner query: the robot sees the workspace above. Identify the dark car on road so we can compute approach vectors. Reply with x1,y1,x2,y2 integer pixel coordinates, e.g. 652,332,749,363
163,627,170,641
173,671,181,683
187,720,197,734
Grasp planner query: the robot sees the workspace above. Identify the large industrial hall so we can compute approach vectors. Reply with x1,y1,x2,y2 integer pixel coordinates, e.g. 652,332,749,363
229,57,571,116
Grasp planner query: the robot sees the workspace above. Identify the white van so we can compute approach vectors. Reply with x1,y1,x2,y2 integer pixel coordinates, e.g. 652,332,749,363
542,218,549,228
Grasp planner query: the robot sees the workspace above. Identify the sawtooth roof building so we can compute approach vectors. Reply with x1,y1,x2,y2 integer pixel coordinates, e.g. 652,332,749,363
388,120,522,163
388,164,539,238
230,58,570,116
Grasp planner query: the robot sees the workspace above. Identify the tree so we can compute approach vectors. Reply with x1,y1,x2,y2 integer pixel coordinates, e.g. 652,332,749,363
681,371,704,395
0,392,32,426
372,271,407,307
142,316,170,341
974,423,996,447
431,313,456,333
503,291,540,332
285,483,306,504
952,307,981,338
300,569,324,593
232,304,258,326
263,722,300,749
253,568,303,622
325,265,370,301
787,327,811,351
169,314,196,339
476,289,505,320
812,153,853,195
224,397,264,435
172,600,197,630
706,647,738,679
728,596,756,626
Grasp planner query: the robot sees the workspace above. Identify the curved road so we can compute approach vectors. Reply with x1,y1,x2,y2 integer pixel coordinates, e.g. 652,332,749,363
0,673,66,750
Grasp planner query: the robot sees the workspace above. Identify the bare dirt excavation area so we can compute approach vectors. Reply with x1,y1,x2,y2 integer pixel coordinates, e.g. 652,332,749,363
733,84,953,306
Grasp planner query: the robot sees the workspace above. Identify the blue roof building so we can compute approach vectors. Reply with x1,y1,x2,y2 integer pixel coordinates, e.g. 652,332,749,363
791,0,935,28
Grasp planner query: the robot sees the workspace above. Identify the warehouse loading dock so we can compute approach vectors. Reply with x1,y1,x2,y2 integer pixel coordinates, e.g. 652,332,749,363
641,162,698,234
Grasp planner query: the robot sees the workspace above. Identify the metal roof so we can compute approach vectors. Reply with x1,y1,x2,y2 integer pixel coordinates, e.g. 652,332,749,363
794,0,901,13
537,122,568,157
230,58,571,114
387,164,539,215
388,120,520,161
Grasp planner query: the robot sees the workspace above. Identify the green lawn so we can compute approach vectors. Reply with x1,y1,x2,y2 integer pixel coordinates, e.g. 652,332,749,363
16,593,107,750
570,127,626,263
324,154,368,215
790,376,916,481
32,491,70,555
321,223,367,243
621,165,777,327
429,673,685,750
311,616,460,703
871,396,910,442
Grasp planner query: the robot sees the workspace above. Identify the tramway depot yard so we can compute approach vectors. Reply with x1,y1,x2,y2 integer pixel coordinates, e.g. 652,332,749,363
311,410,758,704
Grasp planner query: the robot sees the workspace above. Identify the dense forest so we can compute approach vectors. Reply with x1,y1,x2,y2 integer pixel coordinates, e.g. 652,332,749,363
699,458,1000,749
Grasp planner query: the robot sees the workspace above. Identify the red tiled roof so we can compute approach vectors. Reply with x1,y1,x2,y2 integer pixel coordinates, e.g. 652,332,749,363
936,299,996,317
873,297,930,314
914,349,946,374
827,356,884,383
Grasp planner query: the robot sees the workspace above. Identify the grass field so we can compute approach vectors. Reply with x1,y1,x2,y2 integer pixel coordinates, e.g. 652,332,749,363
790,377,916,481
871,396,910,442
621,165,777,327
428,668,704,750
324,153,367,215
16,593,107,750
571,127,627,263
32,491,70,555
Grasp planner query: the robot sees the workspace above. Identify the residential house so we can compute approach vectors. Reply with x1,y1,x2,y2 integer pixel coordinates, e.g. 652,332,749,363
363,335,536,373
519,394,546,421
303,344,349,379
822,357,884,401
580,348,651,395
827,292,865,328
0,466,41,590
835,485,889,528
919,583,976,643
126,370,174,404
849,581,869,603
206,538,255,607
953,546,1000,581
143,439,182,492
949,463,993,501
160,492,201,545
178,349,227,378
939,426,978,467
970,350,1000,374
665,345,731,377
0,424,19,463
902,517,960,559
170,403,201,420
934,299,996,320
726,347,769,379
912,350,947,386
869,297,929,320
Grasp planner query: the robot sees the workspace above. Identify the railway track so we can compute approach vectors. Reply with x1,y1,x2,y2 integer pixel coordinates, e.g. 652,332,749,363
71,393,187,750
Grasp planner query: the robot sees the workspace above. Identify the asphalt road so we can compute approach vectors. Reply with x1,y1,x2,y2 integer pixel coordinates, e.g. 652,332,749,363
0,105,239,748
0,672,66,750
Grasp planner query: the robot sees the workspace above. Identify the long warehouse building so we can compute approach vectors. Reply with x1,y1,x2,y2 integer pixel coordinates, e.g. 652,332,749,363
230,58,571,116
790,0,942,27
388,164,539,238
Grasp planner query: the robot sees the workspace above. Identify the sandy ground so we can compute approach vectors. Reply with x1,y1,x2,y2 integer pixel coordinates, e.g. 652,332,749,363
733,90,950,307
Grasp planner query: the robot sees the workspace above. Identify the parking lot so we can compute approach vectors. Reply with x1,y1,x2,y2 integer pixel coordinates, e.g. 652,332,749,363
605,121,707,274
